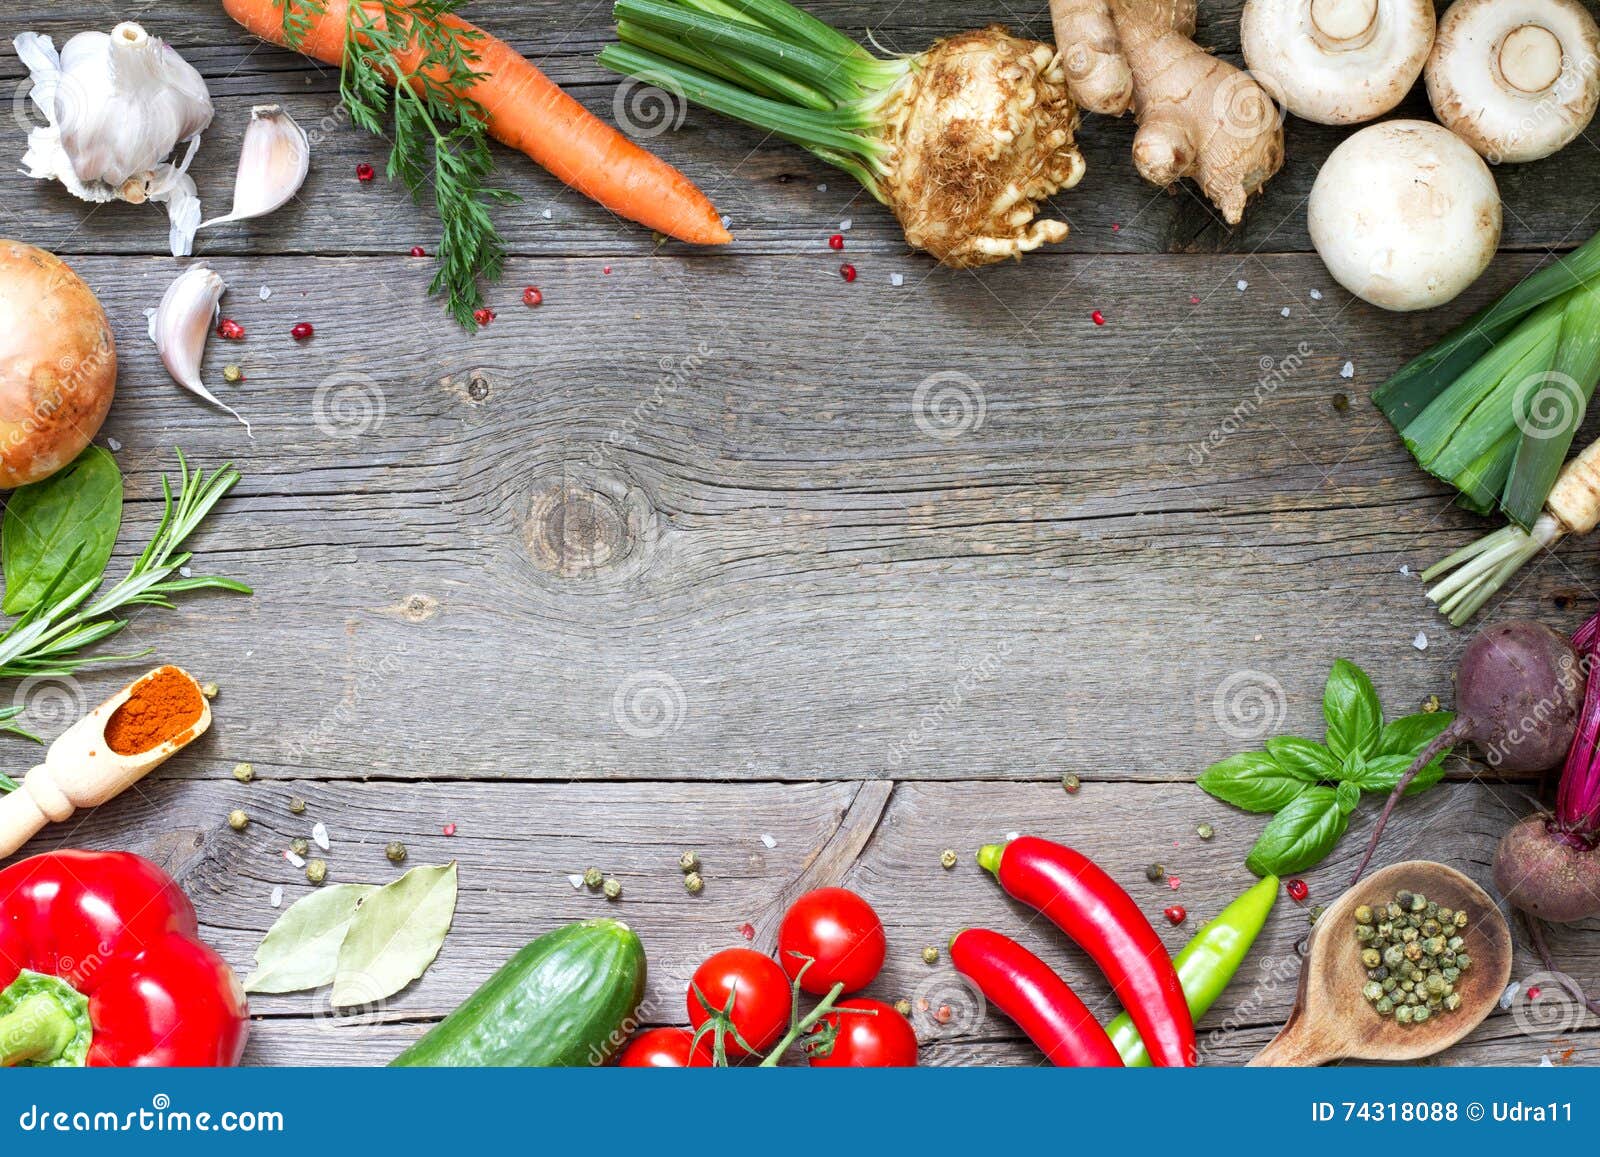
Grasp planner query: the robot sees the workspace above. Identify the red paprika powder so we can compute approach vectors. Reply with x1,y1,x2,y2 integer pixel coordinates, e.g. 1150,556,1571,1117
103,666,204,755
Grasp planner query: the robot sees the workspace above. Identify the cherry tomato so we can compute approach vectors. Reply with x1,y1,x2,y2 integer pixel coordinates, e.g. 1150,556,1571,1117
618,1027,713,1068
807,998,918,1067
777,887,886,995
687,948,791,1057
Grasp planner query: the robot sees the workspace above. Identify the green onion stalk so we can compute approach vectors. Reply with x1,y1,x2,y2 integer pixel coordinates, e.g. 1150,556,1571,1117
599,0,1086,266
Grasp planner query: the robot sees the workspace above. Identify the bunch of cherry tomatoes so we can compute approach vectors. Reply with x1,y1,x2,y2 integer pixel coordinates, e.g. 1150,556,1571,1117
618,886,919,1067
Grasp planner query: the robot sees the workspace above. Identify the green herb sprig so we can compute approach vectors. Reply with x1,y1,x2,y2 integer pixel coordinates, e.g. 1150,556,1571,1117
283,0,516,327
1199,661,1455,877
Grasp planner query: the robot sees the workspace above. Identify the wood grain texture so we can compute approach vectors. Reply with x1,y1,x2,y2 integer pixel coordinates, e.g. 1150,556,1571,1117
0,1,1598,1069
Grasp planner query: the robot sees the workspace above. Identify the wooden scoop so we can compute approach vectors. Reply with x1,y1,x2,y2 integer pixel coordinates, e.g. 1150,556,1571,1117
1249,861,1511,1066
0,665,211,859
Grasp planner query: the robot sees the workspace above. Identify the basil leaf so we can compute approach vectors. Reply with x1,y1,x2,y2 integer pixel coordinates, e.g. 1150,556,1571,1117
1379,711,1455,758
1264,736,1339,782
331,862,458,1008
1335,779,1361,814
1,445,122,615
1245,787,1349,876
1323,659,1381,761
244,884,379,994
1348,751,1449,797
1198,751,1318,813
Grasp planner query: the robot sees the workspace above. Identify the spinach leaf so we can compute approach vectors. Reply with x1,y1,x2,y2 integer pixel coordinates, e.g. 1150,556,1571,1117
1245,786,1349,876
1198,751,1318,813
1323,659,1381,761
1,446,122,615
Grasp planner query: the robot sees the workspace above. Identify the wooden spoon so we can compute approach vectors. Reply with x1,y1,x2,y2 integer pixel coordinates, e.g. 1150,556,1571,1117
0,665,211,859
1249,860,1511,1065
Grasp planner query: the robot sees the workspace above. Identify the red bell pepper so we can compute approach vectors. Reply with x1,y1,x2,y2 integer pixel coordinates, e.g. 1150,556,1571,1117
0,850,248,1067
949,928,1124,1066
978,836,1195,1066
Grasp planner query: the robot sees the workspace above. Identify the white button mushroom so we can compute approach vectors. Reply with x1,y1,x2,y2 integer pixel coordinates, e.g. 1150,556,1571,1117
1307,120,1501,311
1426,0,1600,162
1241,0,1436,124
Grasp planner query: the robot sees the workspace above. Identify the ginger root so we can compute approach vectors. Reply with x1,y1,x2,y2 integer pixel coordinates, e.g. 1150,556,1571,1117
1050,0,1284,224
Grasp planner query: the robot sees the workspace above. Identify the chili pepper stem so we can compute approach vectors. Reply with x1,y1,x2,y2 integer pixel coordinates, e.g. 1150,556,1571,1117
0,990,80,1066
976,843,1004,874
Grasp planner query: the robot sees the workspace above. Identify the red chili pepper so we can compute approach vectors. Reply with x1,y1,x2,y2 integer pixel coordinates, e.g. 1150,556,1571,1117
0,851,248,1067
949,929,1123,1067
978,836,1195,1066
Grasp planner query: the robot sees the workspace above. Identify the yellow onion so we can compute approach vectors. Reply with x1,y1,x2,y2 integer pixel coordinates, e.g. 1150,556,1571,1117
0,241,116,488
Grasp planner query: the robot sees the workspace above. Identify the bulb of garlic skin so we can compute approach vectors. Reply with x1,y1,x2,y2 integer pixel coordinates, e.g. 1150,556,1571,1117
14,22,213,256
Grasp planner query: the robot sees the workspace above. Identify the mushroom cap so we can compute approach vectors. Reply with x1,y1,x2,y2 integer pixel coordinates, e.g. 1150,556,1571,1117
1426,0,1600,162
1308,120,1501,311
1242,0,1436,124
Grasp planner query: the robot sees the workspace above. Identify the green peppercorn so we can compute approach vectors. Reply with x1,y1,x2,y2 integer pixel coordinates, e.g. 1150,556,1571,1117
1381,977,1398,993
684,872,704,895
1375,997,1394,1016
1146,863,1166,883
1062,773,1081,794
1436,906,1453,923
603,877,622,900
289,797,306,815
1456,952,1472,970
1454,910,1468,928
1442,966,1460,983
1376,921,1394,939
894,999,913,1017
1396,890,1414,908
1447,936,1464,952
1362,980,1383,1002
1355,924,1375,942
1395,1005,1414,1024
1383,945,1405,968
385,841,408,864
583,867,603,889
1443,992,1462,1012
1386,902,1403,920
940,849,959,870
1425,974,1447,996
1360,948,1382,969
1414,1006,1431,1022
290,838,309,856
306,859,327,884
1354,905,1374,924
1195,822,1214,840
679,850,700,873
922,946,939,965
200,682,219,699
1421,919,1441,937
232,762,254,783
227,809,249,831
1400,926,1419,943
1410,894,1427,913
223,364,244,384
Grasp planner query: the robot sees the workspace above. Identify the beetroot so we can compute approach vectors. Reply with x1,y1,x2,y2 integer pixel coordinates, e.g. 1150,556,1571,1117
1353,619,1584,883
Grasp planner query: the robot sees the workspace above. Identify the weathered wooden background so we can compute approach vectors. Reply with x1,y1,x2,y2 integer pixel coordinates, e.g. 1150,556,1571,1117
1,0,1597,1066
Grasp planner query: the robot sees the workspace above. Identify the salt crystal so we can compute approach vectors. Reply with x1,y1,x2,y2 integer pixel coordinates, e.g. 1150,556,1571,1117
1340,361,1355,379
1005,830,1020,841
839,217,853,231
179,565,192,578
1500,981,1521,1010
760,833,777,849
1540,1054,1555,1067
1280,307,1290,318
817,183,827,191
541,208,553,220
890,273,904,287
1309,288,1323,301
567,873,585,890
1413,632,1429,651
106,437,121,452
258,285,272,300
1236,280,1248,292
720,215,732,230
1400,565,1410,576
312,822,330,851
284,849,306,869
270,885,283,908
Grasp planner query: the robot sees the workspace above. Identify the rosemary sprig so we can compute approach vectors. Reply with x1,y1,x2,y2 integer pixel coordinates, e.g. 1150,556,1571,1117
284,0,516,326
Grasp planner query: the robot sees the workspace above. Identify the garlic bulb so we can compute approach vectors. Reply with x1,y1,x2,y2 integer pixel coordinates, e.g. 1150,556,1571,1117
200,105,310,229
148,264,252,434
13,22,213,256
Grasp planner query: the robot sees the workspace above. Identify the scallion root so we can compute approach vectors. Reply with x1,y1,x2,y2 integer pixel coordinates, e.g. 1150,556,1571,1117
1421,513,1564,626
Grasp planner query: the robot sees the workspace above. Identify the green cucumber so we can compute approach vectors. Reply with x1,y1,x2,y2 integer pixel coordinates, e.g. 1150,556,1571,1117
390,918,647,1067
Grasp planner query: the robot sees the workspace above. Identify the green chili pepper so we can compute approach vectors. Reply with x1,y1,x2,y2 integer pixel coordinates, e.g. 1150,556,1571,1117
1105,874,1278,1067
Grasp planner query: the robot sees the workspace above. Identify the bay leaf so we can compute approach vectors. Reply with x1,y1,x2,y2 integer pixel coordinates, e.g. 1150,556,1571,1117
1,444,122,615
331,862,457,1008
243,883,378,994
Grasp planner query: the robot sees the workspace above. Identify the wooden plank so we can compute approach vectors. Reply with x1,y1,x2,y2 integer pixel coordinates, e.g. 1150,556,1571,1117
35,777,1589,1066
17,251,1584,786
0,4,1592,257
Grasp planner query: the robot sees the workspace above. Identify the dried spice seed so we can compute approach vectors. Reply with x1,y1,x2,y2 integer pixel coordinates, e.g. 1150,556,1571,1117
290,838,309,857
385,841,408,864
940,849,958,869
684,871,704,895
222,364,244,384
227,809,249,831
1195,822,1214,840
893,999,913,1017
602,877,622,900
1145,863,1166,883
288,797,306,815
583,867,604,889
200,682,219,699
1061,773,1081,794
921,946,939,964
678,850,700,873
232,762,254,783
306,859,328,885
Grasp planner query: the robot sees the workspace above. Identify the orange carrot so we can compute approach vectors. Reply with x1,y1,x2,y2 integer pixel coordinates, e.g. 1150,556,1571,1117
222,0,731,245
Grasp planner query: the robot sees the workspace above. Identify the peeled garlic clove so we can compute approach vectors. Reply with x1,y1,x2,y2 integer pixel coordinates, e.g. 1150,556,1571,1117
150,263,252,435
199,105,309,229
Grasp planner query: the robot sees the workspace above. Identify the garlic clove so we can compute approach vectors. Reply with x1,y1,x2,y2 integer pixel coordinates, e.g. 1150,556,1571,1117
199,105,309,230
149,263,252,435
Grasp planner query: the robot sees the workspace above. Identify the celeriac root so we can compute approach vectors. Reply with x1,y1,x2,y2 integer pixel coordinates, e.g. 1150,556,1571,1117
1049,0,1134,114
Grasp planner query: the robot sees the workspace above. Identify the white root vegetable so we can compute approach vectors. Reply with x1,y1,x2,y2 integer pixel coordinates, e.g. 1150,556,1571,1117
148,264,252,434
1241,0,1436,124
1308,120,1500,311
199,105,310,230
12,22,212,256
1426,0,1600,162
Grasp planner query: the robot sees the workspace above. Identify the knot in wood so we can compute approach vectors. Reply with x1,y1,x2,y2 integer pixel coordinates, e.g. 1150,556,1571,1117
525,482,636,577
